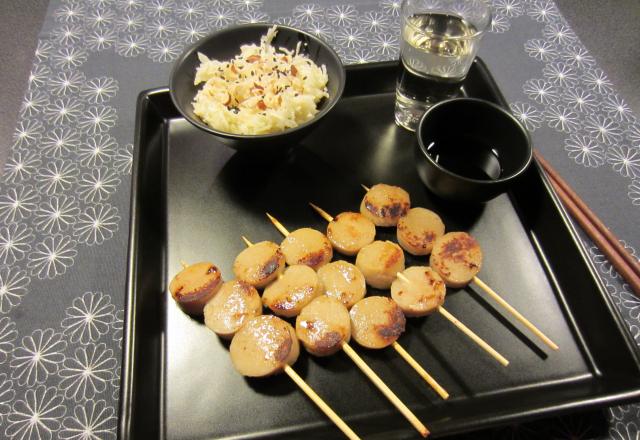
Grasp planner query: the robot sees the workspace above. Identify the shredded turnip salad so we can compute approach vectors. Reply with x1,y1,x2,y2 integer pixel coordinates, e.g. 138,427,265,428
192,26,329,135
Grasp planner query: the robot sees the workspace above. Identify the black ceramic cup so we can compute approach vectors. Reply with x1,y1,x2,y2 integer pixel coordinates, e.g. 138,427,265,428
415,98,533,203
170,23,345,153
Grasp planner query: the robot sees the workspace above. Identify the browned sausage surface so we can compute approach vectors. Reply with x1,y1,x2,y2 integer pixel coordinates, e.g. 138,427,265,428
349,296,406,349
356,240,405,289
391,266,446,317
317,260,366,309
280,228,333,270
262,265,322,318
233,241,285,288
169,262,223,315
396,207,445,256
229,315,300,377
296,296,351,357
430,232,483,288
359,183,410,227
326,212,376,256
203,280,262,339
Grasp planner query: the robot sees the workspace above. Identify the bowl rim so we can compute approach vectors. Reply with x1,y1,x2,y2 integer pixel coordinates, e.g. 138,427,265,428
169,23,346,140
416,97,533,185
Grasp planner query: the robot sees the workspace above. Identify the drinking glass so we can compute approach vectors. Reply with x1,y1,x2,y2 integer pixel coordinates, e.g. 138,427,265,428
394,0,492,131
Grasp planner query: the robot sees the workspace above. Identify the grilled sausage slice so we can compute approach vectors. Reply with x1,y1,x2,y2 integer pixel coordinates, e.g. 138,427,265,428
229,315,300,377
326,212,376,256
203,280,262,339
396,207,445,256
355,240,405,289
233,241,285,288
360,183,410,227
317,260,366,309
262,265,322,318
296,296,351,357
349,296,406,349
391,266,446,317
169,262,223,315
430,232,483,288
280,228,333,270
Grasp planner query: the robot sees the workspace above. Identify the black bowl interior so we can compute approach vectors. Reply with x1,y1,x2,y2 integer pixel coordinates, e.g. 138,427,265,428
418,98,532,182
170,23,345,140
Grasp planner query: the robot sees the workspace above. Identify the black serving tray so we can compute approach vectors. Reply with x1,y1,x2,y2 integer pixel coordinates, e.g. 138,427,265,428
120,60,640,440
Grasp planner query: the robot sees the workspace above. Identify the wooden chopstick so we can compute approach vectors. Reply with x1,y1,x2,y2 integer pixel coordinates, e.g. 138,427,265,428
534,151,640,297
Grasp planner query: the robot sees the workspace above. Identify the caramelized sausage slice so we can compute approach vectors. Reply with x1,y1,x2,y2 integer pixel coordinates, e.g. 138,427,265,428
203,280,262,339
349,296,406,349
233,241,285,288
169,262,223,315
396,207,445,256
296,296,351,357
430,232,483,288
360,183,410,227
355,240,405,289
280,228,333,270
262,265,322,318
317,260,366,309
326,212,376,256
230,315,300,377
391,266,446,317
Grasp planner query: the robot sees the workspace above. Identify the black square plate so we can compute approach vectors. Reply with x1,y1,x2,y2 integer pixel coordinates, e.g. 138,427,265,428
119,60,640,439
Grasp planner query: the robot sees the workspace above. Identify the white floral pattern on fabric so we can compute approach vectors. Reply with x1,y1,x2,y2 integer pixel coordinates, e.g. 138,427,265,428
59,399,116,440
0,373,15,426
32,195,80,235
3,150,42,184
10,329,66,387
0,318,18,364
73,204,120,246
61,292,116,345
0,185,40,224
75,168,121,204
5,385,66,440
0,223,34,266
0,268,30,315
27,234,78,280
59,343,117,402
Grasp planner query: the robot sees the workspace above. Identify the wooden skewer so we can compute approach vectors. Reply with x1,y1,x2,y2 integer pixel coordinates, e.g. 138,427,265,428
396,272,509,367
284,365,362,440
242,234,429,435
341,343,429,437
472,276,559,351
179,260,189,269
305,206,450,399
309,202,335,222
390,342,449,400
361,184,371,192
266,212,291,236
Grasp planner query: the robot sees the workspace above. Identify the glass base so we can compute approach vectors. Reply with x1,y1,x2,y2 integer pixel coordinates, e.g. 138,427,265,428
394,91,433,132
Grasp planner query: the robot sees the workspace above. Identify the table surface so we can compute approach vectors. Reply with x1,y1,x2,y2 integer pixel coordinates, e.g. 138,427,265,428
0,1,639,439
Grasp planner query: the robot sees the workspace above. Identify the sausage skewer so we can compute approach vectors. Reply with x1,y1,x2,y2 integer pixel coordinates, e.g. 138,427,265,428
395,271,509,366
430,232,559,351
359,185,559,351
312,204,507,367
265,213,449,400
169,264,361,440
230,314,361,440
243,239,430,436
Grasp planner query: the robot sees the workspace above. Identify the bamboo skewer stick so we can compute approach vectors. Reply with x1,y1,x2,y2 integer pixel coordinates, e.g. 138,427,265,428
242,235,430,436
272,210,449,399
361,184,558,352
390,342,449,400
179,260,189,269
472,277,559,351
341,343,429,437
284,365,362,440
395,272,509,367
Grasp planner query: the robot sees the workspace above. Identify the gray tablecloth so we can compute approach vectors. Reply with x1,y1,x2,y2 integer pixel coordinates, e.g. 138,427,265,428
0,0,638,438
